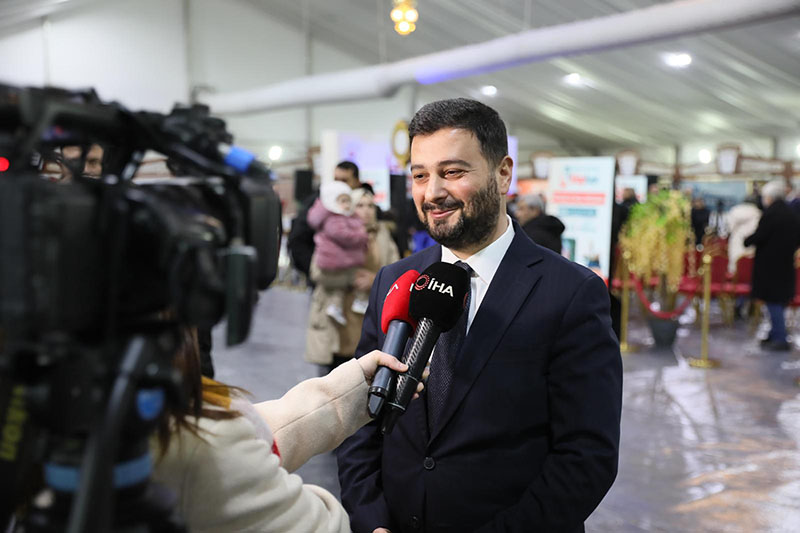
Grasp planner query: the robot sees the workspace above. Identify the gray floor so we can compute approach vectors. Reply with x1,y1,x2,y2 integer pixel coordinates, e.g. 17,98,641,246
211,285,800,532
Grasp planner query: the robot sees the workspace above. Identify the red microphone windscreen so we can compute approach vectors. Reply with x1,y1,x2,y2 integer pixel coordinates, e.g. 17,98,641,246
381,270,420,333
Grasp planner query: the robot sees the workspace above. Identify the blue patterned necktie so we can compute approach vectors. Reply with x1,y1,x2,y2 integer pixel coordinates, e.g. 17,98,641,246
427,260,473,432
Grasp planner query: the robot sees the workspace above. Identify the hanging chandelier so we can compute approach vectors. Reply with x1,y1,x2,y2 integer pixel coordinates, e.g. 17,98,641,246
390,0,418,36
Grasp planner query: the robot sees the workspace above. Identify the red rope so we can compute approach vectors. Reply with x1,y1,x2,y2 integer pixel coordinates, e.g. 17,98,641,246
630,275,694,320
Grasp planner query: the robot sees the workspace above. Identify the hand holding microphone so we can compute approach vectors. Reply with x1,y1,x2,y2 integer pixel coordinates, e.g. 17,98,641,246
380,262,470,435
367,270,420,418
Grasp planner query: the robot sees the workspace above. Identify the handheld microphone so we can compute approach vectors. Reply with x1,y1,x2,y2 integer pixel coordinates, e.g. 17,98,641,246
367,270,420,418
381,262,470,435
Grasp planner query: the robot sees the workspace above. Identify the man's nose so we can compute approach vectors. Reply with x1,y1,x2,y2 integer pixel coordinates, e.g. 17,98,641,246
425,175,448,203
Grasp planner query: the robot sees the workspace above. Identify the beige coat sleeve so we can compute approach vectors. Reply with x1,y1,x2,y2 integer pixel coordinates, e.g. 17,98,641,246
154,414,352,533
253,358,372,473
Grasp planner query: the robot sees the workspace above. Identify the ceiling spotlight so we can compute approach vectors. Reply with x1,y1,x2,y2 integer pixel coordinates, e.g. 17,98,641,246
796,143,800,158
391,0,418,35
663,52,692,68
268,145,283,161
480,85,498,97
698,148,712,164
564,73,590,87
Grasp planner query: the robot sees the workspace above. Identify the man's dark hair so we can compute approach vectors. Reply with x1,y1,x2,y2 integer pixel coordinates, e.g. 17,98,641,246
359,182,375,195
408,98,508,169
336,160,359,179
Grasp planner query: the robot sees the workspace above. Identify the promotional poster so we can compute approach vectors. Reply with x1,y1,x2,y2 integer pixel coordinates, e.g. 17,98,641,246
547,157,615,280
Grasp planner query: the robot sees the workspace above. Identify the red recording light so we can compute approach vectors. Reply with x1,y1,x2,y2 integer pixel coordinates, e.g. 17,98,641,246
0,157,9,172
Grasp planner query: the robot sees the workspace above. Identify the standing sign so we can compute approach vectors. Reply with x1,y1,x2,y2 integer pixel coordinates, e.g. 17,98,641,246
547,157,615,280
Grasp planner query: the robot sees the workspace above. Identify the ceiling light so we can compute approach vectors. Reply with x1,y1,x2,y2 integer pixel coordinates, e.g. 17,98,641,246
268,145,283,161
796,143,800,158
391,0,418,35
563,73,591,87
663,52,692,68
480,85,497,97
698,149,712,164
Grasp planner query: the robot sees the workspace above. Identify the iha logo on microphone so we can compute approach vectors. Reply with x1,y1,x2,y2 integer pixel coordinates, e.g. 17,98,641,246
413,274,454,297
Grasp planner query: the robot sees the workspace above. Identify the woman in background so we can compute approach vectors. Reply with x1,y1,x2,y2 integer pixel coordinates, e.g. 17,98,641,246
305,186,399,373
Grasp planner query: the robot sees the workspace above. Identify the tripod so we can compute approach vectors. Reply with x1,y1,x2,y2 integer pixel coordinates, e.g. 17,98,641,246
9,332,187,533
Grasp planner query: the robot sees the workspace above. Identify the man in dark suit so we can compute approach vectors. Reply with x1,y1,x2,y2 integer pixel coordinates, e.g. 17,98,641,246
337,98,622,533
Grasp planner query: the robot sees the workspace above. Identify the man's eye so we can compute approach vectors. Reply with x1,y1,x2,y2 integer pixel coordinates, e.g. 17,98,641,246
413,174,426,180
444,169,464,177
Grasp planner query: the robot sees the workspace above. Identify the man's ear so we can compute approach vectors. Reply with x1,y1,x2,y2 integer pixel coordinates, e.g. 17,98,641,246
497,156,513,195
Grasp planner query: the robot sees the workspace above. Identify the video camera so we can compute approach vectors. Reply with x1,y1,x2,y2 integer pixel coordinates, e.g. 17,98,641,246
0,84,282,532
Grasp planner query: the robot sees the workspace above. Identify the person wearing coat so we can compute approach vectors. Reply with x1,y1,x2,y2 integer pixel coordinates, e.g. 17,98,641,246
514,193,565,254
337,98,621,533
744,180,800,351
12,327,414,533
726,195,761,274
154,352,408,533
305,187,400,371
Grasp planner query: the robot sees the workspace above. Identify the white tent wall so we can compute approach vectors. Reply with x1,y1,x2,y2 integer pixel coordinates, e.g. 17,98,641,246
0,20,47,87
188,0,308,161
0,0,188,112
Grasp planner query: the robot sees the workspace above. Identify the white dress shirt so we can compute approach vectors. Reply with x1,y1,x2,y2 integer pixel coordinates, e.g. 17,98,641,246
440,215,515,333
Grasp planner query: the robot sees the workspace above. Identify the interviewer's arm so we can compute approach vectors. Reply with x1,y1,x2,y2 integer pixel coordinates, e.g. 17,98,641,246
254,352,408,473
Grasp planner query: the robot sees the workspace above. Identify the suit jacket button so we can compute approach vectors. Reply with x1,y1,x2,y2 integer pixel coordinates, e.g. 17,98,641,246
423,456,435,470
411,515,421,529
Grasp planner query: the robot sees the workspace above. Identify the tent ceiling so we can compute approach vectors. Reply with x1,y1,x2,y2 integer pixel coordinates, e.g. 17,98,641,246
245,0,800,151
3,0,800,151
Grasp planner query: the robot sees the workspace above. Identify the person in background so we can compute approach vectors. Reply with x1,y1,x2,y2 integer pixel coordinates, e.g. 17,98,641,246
708,199,728,237
514,193,565,254
307,181,369,326
620,187,639,211
305,186,400,373
788,184,800,216
726,195,761,275
744,179,800,351
288,161,361,282
59,143,104,181
690,196,711,245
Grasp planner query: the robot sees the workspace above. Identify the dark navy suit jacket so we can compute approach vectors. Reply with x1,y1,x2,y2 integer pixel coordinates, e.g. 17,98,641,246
337,224,622,533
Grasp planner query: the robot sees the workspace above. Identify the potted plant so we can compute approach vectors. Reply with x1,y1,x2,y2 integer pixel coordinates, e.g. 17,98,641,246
618,190,695,348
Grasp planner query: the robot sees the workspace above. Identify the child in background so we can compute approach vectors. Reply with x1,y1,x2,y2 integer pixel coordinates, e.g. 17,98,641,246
307,181,369,325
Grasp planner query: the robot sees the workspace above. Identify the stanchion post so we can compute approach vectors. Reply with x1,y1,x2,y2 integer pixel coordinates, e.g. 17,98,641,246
689,253,720,368
620,250,636,354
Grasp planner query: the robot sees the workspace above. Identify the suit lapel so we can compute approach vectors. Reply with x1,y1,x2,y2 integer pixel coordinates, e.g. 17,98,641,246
429,227,544,443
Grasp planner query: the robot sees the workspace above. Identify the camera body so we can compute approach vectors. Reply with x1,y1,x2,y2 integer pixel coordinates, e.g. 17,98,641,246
0,84,282,532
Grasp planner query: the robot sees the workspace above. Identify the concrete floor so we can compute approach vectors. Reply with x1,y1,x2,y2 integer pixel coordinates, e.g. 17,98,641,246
211,285,800,532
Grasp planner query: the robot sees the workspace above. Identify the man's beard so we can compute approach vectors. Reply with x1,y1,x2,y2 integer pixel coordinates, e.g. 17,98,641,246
419,177,501,250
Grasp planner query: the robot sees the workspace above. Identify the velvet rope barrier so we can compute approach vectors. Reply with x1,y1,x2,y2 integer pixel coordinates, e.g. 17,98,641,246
631,275,693,320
